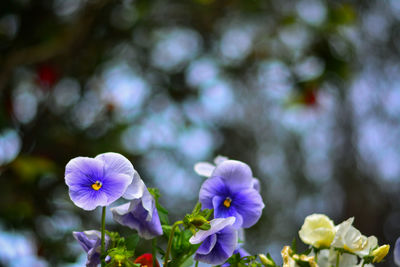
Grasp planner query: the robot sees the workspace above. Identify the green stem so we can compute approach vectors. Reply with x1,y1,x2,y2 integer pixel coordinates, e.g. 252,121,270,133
152,238,157,267
335,251,340,267
195,260,199,267
101,206,106,267
361,261,366,267
164,221,183,267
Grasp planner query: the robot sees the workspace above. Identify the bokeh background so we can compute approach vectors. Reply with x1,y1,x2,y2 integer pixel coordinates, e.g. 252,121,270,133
1,0,400,266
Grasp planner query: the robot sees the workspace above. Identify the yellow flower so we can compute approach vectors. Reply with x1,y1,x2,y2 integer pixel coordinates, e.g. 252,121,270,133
372,244,390,263
298,214,336,248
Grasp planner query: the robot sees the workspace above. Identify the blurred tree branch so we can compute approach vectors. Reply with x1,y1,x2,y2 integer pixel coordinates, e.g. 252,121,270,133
0,0,110,91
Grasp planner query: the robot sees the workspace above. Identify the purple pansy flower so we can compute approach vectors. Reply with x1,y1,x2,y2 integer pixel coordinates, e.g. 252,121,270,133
111,173,163,239
65,152,135,210
195,156,261,192
199,160,265,228
190,217,238,265
73,230,110,267
394,237,400,266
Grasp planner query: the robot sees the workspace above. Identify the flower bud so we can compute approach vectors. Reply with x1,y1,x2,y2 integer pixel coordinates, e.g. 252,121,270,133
190,215,211,229
372,244,390,263
259,254,274,266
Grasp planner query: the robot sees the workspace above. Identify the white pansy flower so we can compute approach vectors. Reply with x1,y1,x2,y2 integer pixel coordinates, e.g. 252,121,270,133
357,235,378,257
331,217,377,257
316,248,357,267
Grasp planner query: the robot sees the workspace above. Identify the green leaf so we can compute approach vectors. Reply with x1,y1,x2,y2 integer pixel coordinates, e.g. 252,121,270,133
193,202,202,213
180,255,194,267
291,238,297,254
125,234,140,251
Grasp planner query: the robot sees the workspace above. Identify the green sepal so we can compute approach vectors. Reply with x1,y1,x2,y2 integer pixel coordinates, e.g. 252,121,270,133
363,255,374,264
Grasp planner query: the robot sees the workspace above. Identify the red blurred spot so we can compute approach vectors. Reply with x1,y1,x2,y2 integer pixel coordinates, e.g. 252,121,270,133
134,253,160,267
304,90,317,106
36,64,58,89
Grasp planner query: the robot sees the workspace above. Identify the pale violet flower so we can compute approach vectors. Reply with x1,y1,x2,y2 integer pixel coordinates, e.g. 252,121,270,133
73,230,110,267
298,214,336,248
395,237,400,266
199,160,265,228
65,153,135,210
111,172,162,240
189,217,238,265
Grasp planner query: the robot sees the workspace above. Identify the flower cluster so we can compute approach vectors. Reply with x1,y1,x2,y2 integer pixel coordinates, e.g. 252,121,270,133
288,213,390,267
65,153,163,266
65,152,390,267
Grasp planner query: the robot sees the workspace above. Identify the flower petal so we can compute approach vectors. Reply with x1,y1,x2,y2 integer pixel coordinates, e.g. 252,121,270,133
395,237,400,266
190,217,236,244
69,187,108,210
214,155,229,165
122,171,146,200
252,178,260,192
73,231,98,253
194,162,216,177
95,152,135,178
211,160,253,190
111,198,162,240
65,157,104,187
73,230,110,267
199,177,227,209
216,226,238,258
194,226,237,265
231,188,264,228
101,173,134,206
194,242,231,265
196,234,217,255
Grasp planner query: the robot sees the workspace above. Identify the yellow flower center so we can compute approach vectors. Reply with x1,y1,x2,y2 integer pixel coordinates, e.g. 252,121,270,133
223,197,232,208
92,181,102,191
